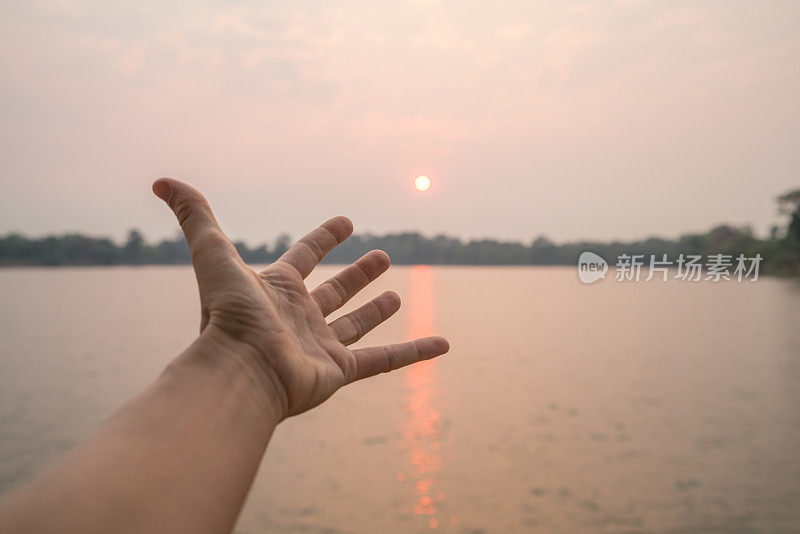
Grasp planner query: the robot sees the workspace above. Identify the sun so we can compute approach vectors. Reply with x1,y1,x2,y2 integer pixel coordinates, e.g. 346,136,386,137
414,175,431,192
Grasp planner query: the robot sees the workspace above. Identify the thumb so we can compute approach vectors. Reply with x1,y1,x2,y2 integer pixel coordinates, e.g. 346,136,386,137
152,177,239,283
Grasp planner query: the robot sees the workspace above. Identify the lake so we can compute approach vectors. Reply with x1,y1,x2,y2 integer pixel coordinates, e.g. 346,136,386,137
1,265,799,533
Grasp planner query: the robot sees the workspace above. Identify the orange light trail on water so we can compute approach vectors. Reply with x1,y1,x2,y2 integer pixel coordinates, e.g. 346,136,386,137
398,266,456,528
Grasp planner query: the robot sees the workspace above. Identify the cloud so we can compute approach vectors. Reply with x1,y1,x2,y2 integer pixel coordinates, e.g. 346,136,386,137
1,0,799,243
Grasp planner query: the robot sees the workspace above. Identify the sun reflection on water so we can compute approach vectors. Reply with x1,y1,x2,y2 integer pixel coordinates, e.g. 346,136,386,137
397,266,455,528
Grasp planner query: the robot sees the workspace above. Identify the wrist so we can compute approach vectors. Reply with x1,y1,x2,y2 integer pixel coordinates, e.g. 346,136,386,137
163,327,288,429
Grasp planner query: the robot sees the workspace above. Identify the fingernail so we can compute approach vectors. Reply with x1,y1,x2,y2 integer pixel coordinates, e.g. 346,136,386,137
152,179,171,202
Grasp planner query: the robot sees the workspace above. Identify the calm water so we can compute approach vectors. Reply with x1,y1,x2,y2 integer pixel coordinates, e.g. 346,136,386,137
1,266,799,533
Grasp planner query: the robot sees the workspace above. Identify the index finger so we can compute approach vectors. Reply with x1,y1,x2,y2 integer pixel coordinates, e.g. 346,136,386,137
276,216,353,279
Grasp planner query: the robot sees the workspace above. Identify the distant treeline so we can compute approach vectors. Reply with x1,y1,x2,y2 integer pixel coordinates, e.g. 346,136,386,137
2,189,799,274
1,225,797,274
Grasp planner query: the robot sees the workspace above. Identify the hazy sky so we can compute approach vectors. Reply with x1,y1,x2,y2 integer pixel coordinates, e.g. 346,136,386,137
1,0,799,245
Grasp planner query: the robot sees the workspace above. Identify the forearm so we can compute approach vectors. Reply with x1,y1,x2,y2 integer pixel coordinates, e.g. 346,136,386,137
0,332,283,534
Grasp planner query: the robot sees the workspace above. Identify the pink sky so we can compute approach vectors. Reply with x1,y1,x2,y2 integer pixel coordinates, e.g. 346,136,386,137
1,0,799,245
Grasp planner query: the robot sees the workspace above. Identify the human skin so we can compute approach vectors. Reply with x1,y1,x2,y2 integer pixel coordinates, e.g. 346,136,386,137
0,178,450,533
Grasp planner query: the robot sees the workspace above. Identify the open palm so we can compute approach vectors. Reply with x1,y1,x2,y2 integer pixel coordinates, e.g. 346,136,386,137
153,178,449,418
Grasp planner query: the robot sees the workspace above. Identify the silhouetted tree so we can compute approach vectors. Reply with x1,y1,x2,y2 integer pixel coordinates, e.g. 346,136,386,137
124,230,145,264
273,234,291,258
778,189,800,241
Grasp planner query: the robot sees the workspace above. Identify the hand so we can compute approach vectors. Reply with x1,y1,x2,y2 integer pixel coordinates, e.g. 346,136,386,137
152,178,450,419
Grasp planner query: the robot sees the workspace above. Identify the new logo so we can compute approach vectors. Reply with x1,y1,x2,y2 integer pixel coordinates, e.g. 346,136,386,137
577,252,608,284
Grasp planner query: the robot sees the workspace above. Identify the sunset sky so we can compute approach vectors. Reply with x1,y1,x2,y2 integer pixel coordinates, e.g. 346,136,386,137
1,1,799,245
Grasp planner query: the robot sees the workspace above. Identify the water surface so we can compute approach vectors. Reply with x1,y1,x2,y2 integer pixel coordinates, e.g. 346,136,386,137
1,266,799,533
